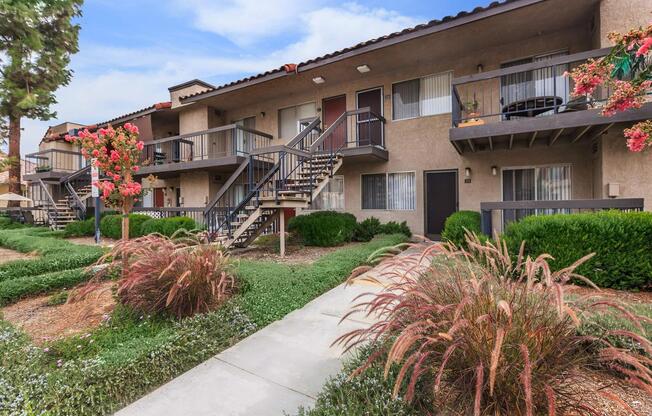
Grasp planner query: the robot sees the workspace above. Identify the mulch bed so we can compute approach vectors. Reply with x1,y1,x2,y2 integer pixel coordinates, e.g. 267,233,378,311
231,242,361,264
1,281,116,344
0,247,36,265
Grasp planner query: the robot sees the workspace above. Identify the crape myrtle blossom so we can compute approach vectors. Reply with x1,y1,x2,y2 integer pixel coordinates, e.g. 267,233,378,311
66,122,145,239
567,22,652,153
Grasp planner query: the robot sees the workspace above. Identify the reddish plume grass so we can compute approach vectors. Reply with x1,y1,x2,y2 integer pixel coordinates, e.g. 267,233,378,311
84,233,235,318
335,233,652,415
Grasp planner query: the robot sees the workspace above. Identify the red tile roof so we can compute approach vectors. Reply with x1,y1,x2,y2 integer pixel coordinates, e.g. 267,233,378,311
180,0,535,102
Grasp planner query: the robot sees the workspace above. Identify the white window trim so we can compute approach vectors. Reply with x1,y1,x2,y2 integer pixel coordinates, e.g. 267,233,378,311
360,171,417,211
500,164,573,202
391,70,453,121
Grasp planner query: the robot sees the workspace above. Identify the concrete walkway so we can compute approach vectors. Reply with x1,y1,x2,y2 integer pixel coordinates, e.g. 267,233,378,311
115,281,385,416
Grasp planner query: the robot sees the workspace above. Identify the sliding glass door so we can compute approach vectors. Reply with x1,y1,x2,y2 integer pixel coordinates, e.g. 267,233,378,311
502,165,571,224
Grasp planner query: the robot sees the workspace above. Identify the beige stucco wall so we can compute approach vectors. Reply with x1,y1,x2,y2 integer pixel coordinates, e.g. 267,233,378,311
597,130,652,210
595,0,651,47
165,1,652,234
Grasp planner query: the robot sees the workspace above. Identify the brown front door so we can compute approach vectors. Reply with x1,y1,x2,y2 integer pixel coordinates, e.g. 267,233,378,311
357,88,383,146
425,170,458,240
322,95,346,150
154,188,164,208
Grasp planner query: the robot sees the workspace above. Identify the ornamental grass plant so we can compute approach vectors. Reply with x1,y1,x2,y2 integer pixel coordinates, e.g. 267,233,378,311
336,234,652,416
83,233,235,318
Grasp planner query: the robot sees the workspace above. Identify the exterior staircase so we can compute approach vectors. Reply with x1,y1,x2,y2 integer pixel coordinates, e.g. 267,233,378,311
33,167,93,230
205,116,347,249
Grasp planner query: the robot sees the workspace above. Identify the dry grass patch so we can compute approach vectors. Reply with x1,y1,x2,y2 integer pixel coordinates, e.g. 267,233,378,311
1,281,115,344
0,246,36,265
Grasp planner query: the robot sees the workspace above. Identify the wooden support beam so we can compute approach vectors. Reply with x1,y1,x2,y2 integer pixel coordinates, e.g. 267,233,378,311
279,208,285,258
588,123,614,142
528,131,538,147
488,136,493,151
451,140,463,154
508,134,514,150
548,128,564,146
571,125,592,143
467,139,476,153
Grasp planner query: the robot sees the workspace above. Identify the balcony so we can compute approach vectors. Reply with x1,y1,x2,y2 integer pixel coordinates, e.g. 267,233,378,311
137,124,273,177
449,48,652,153
25,149,85,180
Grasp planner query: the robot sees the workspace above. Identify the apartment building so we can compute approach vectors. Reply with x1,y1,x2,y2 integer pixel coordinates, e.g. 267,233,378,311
26,0,652,239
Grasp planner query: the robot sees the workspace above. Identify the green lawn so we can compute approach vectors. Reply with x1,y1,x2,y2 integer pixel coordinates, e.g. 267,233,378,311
0,232,407,416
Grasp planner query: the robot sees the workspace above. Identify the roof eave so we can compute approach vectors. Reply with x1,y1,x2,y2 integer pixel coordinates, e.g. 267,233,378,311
179,0,545,105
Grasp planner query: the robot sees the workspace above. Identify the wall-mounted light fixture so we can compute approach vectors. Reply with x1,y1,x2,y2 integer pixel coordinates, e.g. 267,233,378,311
465,167,472,178
356,64,371,73
260,111,266,118
312,76,325,85
491,166,498,176
477,63,484,73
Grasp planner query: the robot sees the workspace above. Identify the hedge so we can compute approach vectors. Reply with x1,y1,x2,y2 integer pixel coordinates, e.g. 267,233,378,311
288,211,357,246
441,211,486,246
100,214,152,239
140,216,197,237
64,218,95,237
353,217,411,242
503,211,652,289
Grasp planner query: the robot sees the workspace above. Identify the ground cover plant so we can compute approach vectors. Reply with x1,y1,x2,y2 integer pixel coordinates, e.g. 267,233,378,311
0,233,406,415
0,228,103,304
334,235,652,415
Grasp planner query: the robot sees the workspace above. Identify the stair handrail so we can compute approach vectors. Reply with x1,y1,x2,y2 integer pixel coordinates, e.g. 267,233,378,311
36,178,60,229
61,165,92,220
204,118,321,238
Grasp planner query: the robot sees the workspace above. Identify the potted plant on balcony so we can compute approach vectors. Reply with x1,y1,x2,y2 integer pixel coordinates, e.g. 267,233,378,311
459,96,484,127
35,165,51,173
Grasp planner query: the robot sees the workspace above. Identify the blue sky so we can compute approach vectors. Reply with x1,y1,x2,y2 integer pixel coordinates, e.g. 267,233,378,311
22,0,494,154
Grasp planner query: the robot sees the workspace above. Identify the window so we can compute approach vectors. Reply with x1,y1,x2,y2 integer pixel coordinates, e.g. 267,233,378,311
312,175,344,210
392,72,452,120
502,165,571,222
362,172,416,210
278,102,316,140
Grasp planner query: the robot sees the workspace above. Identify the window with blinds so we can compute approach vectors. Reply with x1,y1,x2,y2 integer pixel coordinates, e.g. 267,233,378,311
502,165,571,223
392,72,452,120
312,176,344,210
362,172,416,211
278,102,316,140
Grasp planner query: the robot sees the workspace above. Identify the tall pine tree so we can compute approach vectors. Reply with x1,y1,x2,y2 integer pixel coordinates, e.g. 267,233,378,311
0,0,82,196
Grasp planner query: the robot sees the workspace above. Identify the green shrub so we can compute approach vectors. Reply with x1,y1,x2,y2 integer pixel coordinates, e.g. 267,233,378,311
503,211,652,289
64,218,95,237
0,216,25,229
380,220,412,238
140,216,197,237
288,211,357,246
100,214,152,239
442,210,485,246
353,217,382,242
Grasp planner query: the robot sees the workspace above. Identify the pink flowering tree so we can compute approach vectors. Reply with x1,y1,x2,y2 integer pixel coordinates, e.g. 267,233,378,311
66,123,144,240
567,23,652,151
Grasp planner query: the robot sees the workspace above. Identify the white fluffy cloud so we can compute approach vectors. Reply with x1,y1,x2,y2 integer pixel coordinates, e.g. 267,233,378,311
21,1,418,155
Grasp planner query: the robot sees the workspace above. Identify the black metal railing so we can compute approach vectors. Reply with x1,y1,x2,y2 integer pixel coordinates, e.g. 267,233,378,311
312,108,385,151
140,124,273,167
25,149,85,175
480,198,645,235
61,166,92,220
31,179,62,229
133,207,207,227
204,118,321,238
451,48,615,127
